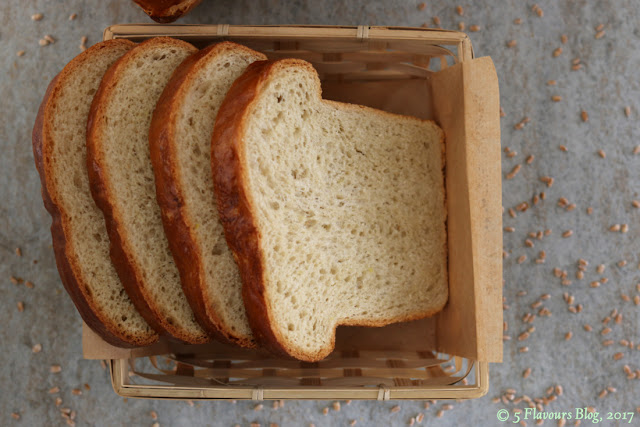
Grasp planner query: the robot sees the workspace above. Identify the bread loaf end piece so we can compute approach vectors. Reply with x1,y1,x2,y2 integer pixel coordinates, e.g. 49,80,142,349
133,0,203,23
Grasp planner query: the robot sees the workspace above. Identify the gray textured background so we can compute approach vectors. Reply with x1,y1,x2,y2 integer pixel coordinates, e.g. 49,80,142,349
2,0,640,426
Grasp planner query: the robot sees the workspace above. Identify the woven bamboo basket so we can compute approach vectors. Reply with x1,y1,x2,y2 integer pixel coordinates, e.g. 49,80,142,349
100,24,501,401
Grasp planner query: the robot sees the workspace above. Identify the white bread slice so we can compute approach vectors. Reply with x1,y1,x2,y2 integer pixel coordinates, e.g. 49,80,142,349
212,59,448,361
149,42,266,347
87,37,209,343
32,40,158,347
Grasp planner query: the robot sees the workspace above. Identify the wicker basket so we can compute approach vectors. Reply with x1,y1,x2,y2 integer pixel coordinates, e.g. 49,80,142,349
99,24,502,401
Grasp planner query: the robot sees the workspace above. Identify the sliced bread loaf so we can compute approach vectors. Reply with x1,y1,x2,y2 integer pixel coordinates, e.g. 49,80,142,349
149,42,266,347
212,59,448,361
87,37,209,344
32,40,158,347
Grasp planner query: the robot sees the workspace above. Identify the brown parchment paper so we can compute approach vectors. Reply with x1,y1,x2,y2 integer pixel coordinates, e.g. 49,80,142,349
432,57,503,362
83,57,502,363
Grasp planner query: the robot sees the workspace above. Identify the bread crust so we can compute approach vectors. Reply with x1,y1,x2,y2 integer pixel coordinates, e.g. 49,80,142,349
32,40,158,348
87,37,208,344
132,0,202,23
150,42,265,348
212,59,448,361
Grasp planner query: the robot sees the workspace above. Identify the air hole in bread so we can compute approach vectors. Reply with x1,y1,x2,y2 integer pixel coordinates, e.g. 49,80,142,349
211,241,226,256
72,173,82,189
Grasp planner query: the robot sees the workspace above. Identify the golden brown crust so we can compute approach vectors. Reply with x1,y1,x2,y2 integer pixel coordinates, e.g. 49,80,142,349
132,0,202,23
212,58,448,361
86,37,207,344
32,40,158,348
150,42,265,348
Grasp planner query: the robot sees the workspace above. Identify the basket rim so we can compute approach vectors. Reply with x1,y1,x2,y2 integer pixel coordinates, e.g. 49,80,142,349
101,23,483,401
109,359,488,400
103,24,473,62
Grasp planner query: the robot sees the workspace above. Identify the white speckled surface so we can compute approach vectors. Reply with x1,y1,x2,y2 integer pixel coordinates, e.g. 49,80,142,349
2,0,640,426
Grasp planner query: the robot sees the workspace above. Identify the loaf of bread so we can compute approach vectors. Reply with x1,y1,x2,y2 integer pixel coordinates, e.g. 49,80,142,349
87,37,210,344
149,42,266,347
32,40,158,347
132,0,202,23
212,59,448,361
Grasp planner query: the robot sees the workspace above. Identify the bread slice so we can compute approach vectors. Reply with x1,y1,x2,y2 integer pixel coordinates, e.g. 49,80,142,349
212,59,448,361
87,37,209,344
149,42,266,347
32,40,158,347
132,0,202,23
